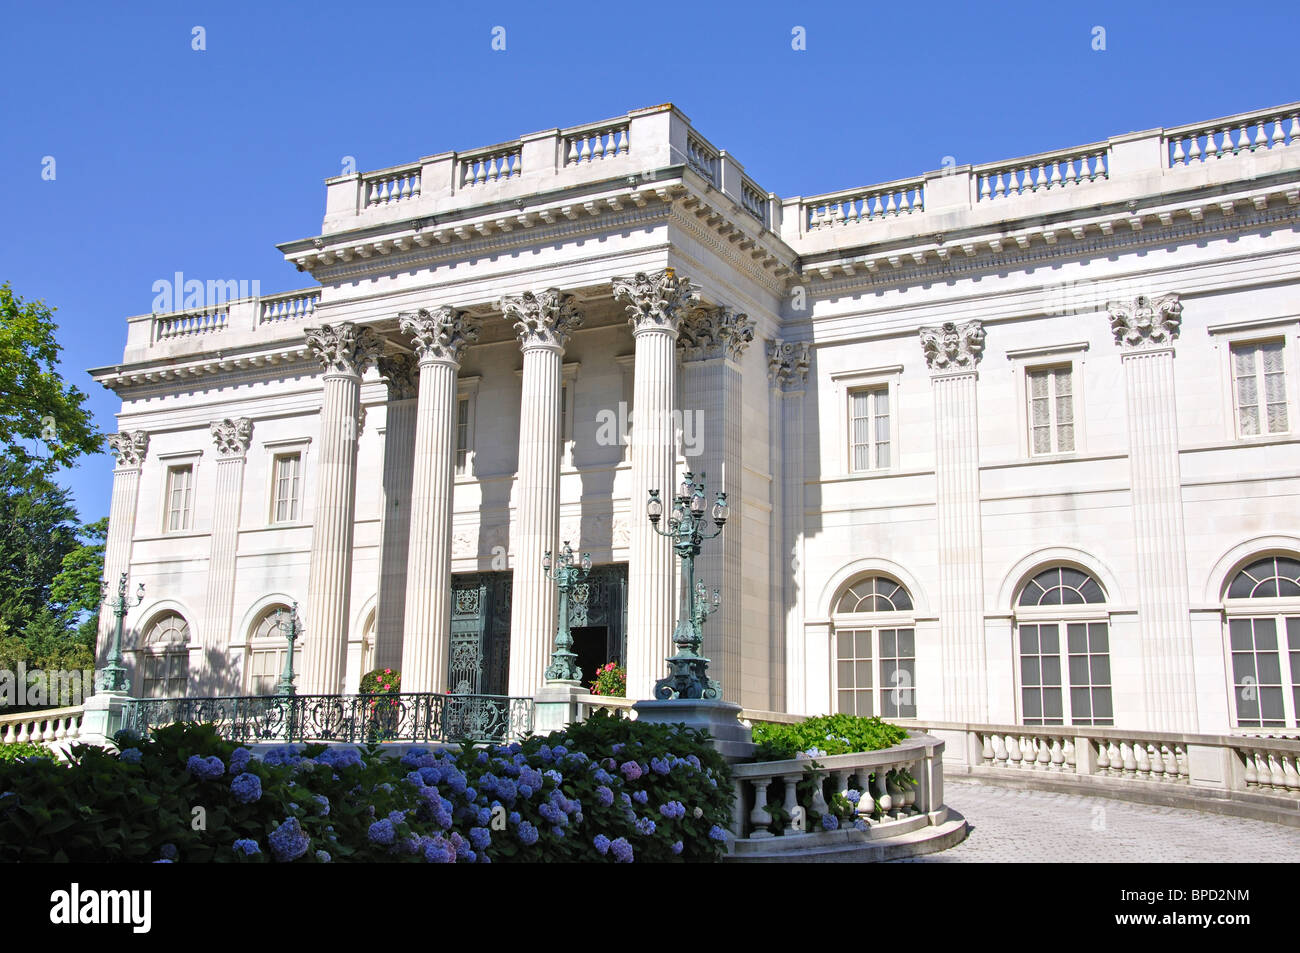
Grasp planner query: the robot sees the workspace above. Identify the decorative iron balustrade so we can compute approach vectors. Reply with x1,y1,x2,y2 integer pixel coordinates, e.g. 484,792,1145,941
121,692,534,746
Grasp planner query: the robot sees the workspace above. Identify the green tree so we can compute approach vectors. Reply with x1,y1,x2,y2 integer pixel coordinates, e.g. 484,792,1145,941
0,459,82,635
0,281,102,474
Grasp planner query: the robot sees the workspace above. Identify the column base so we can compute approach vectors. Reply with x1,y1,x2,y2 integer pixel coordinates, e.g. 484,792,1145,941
79,692,134,749
533,680,586,734
632,698,756,763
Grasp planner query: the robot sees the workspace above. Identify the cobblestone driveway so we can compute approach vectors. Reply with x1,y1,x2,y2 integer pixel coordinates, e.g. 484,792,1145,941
894,778,1300,862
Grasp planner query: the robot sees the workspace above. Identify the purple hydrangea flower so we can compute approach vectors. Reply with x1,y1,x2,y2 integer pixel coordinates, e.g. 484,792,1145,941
854,818,869,832
619,761,643,781
821,814,840,831
671,840,683,855
316,850,331,863
186,755,225,781
595,786,614,808
593,834,611,855
516,821,539,846
230,772,262,804
317,747,363,770
367,819,396,846
660,800,686,820
228,747,251,774
635,816,656,836
632,789,648,805
269,818,310,862
610,837,634,863
650,757,671,776
708,824,728,842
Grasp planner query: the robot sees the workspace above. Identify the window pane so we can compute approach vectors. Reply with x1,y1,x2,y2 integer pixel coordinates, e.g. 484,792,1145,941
1257,651,1282,684
1040,625,1059,654
1043,688,1063,719
1228,618,1254,651
1071,687,1091,718
1231,651,1257,683
855,661,872,688
1092,688,1113,720
1022,688,1042,717
1022,656,1041,686
837,661,854,688
1255,618,1278,651
1067,623,1087,654
836,630,854,658
1069,655,1089,684
837,691,855,715
854,629,872,658
1020,625,1039,653
1042,655,1061,685
897,629,915,656
881,629,896,657
1261,687,1286,722
1090,654,1111,685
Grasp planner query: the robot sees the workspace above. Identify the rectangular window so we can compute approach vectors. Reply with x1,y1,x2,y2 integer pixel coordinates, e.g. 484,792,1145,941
272,454,301,523
455,398,470,474
1232,341,1288,437
1230,617,1287,728
247,648,282,696
849,387,890,471
835,629,873,717
1027,366,1074,455
879,628,916,718
165,465,193,532
142,653,188,698
1019,624,1064,725
1066,622,1113,726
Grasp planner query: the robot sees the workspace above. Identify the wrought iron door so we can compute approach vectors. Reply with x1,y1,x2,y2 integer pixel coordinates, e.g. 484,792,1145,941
449,579,487,693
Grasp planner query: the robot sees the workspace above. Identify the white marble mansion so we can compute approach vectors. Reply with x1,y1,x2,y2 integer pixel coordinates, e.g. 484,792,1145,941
90,101,1300,735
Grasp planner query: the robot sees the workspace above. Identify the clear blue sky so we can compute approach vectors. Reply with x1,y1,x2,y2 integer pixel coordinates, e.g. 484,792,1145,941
3,0,1297,523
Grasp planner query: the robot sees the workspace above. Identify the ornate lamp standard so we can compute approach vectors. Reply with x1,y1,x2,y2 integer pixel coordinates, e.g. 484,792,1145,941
646,470,729,700
273,602,302,697
98,572,144,695
543,541,593,682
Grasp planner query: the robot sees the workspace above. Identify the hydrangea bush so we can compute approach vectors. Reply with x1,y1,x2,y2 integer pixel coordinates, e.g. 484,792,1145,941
0,713,733,863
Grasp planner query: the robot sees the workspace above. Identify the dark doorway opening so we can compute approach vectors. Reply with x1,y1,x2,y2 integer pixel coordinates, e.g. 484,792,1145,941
571,626,609,688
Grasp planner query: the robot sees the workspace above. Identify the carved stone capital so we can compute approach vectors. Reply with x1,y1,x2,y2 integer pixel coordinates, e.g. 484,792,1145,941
611,268,699,335
1107,293,1182,350
210,418,253,457
919,320,985,371
377,352,420,400
304,322,383,376
107,430,150,467
399,306,480,365
499,289,582,351
766,338,810,388
678,306,755,363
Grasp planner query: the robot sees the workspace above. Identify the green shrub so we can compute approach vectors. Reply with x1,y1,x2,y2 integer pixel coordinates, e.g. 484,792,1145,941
0,713,733,863
0,741,53,763
750,713,908,762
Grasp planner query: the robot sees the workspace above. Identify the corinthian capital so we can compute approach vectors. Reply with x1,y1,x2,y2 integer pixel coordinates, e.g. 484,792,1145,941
919,320,985,371
377,352,420,400
1107,293,1182,349
210,418,253,457
399,307,480,365
499,289,582,350
678,306,756,363
304,322,383,376
611,268,699,334
766,338,810,388
107,430,150,467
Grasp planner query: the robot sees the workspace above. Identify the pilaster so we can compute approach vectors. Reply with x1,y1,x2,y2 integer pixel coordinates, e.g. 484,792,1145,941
375,353,419,674
202,417,252,693
99,432,149,675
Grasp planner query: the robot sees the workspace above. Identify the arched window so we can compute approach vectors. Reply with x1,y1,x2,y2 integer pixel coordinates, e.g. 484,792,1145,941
245,605,299,696
831,575,915,718
1224,556,1300,729
138,612,190,699
1015,567,1111,726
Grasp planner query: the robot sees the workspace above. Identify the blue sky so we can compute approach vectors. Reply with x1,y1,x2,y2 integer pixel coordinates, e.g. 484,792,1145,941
2,0,1298,523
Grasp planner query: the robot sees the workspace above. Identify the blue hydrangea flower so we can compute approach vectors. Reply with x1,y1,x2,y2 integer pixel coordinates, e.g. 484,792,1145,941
476,807,492,826
367,819,396,846
476,750,489,765
152,859,173,864
660,800,686,820
317,747,363,770
671,840,683,855
269,817,310,862
593,768,613,786
595,786,614,807
539,744,554,763
593,834,611,855
508,811,521,826
228,747,251,774
387,810,406,824
232,838,261,856
186,754,225,781
230,772,262,804
708,824,728,842
316,850,331,863
853,818,869,832
821,814,839,831
845,789,862,806
313,794,330,816
262,745,302,767
611,743,625,755
619,761,643,781
518,767,543,791
550,826,565,838
469,827,491,849
632,789,648,805
159,843,178,861
516,821,539,846
544,769,562,785
610,837,634,863
422,836,453,863
518,784,533,799
119,747,142,764
650,757,671,776
635,816,656,836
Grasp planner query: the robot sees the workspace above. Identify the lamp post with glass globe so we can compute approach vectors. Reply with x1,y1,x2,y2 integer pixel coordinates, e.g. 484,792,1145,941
273,602,302,697
98,572,145,695
543,541,593,683
646,470,729,700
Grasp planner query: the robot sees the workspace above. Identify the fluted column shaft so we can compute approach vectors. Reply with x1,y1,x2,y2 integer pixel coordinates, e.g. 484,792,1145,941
376,397,417,673
203,418,251,694
98,432,149,671
302,322,381,694
508,342,564,696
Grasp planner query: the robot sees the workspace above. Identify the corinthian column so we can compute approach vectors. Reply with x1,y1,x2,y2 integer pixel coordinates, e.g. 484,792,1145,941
400,308,480,693
612,269,698,700
375,353,419,674
301,322,382,694
204,418,252,693
1108,293,1198,731
98,431,149,671
920,320,989,722
501,290,582,697
679,306,755,703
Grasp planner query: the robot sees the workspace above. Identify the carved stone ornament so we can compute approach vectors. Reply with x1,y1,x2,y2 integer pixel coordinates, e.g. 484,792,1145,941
210,417,253,457
377,352,420,400
766,337,811,387
1107,293,1182,349
107,430,150,467
399,306,481,364
304,322,384,376
919,320,986,370
499,289,582,350
611,268,700,334
678,306,755,362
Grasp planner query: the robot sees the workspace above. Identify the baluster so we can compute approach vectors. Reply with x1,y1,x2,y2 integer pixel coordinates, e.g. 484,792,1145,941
981,733,995,765
1148,743,1165,781
783,777,800,833
1205,128,1221,159
884,191,897,215
1188,135,1202,162
411,172,421,197
1120,741,1136,776
1289,114,1300,144
994,172,1005,198
1241,749,1258,786
1135,742,1151,778
1253,122,1268,150
1036,737,1052,768
831,769,849,802
619,128,630,155
1021,736,1037,769
1270,117,1286,148
1162,745,1179,779
748,777,773,837
1236,125,1250,153
512,151,522,177
901,766,918,813
885,771,904,817
1064,157,1078,183
1050,737,1065,770
1046,160,1060,188
1063,737,1077,773
1283,754,1300,793
16,722,29,744
872,769,891,815
39,719,53,743
1255,751,1272,789
1005,734,1021,768
831,201,846,226
809,770,829,816
980,174,991,200
991,733,1008,766
1171,138,1185,165
1006,168,1019,195
913,186,924,211
1269,752,1288,790
579,137,592,165
1095,152,1108,178
899,189,911,213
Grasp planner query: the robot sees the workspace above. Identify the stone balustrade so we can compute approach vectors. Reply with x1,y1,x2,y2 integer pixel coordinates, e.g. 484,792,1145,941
686,132,719,185
804,176,927,231
363,163,422,208
564,122,630,166
1166,106,1300,167
459,145,522,188
152,307,229,342
974,143,1109,203
259,289,319,325
0,705,84,751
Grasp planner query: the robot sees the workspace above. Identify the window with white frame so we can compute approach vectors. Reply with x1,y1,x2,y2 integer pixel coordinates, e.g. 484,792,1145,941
272,453,302,523
164,465,194,533
832,575,915,717
849,387,890,471
1027,365,1075,455
1232,340,1289,437
244,605,298,696
138,612,190,698
1224,555,1300,729
455,397,470,475
1015,566,1111,726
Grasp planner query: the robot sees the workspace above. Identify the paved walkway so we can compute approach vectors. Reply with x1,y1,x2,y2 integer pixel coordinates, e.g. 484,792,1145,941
893,778,1300,862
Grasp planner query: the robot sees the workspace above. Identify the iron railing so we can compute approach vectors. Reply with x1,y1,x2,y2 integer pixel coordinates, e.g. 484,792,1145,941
121,692,534,745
